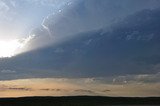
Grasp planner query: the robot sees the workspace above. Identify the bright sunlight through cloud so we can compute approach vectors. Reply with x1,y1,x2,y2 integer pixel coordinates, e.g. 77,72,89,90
0,40,23,58
0,35,35,58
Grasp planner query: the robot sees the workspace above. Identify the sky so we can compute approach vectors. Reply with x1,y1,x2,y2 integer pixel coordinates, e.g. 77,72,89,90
0,0,160,97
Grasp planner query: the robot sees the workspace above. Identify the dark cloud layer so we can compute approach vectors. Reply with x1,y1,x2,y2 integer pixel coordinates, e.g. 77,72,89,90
28,0,160,50
0,0,160,80
41,0,160,38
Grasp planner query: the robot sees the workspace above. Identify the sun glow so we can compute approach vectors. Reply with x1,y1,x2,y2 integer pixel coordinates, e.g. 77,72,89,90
0,40,23,58
0,35,35,58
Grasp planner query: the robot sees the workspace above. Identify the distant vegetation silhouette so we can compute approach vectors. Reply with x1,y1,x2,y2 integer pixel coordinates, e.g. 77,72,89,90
0,96,160,106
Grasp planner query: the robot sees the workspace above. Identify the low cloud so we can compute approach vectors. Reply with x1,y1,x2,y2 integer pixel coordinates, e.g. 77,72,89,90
1,70,16,74
113,72,160,84
40,88,65,92
0,76,160,97
74,89,96,94
7,87,33,91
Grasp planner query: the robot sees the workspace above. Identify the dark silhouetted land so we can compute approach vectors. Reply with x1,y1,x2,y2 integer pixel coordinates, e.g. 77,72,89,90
0,96,160,106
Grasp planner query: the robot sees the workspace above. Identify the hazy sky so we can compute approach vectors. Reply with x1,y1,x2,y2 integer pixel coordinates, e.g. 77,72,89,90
0,0,160,97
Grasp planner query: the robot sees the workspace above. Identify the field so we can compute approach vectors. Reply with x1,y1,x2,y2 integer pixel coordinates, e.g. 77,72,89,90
0,96,160,106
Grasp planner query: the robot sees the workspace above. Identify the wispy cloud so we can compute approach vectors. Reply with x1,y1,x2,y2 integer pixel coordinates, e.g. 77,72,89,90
112,72,160,84
1,70,16,74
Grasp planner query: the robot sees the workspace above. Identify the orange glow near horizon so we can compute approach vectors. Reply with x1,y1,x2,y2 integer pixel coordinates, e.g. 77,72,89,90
0,78,160,98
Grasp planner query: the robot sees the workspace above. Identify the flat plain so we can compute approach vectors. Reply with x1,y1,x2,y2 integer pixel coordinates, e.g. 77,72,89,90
0,96,160,106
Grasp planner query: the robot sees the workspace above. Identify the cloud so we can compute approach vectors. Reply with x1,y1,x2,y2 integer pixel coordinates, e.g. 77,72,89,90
0,35,35,57
0,1,9,14
74,89,95,94
0,0,160,80
112,72,160,84
7,87,33,91
0,77,160,97
0,0,73,43
102,89,111,92
40,88,65,92
40,0,160,39
0,0,159,97
27,0,160,51
1,70,16,74
25,0,73,7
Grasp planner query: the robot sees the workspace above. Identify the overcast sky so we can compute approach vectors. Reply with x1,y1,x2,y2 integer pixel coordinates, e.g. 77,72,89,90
0,0,160,97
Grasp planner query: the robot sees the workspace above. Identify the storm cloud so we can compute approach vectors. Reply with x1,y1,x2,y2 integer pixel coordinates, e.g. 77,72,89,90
40,0,160,39
0,0,160,84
